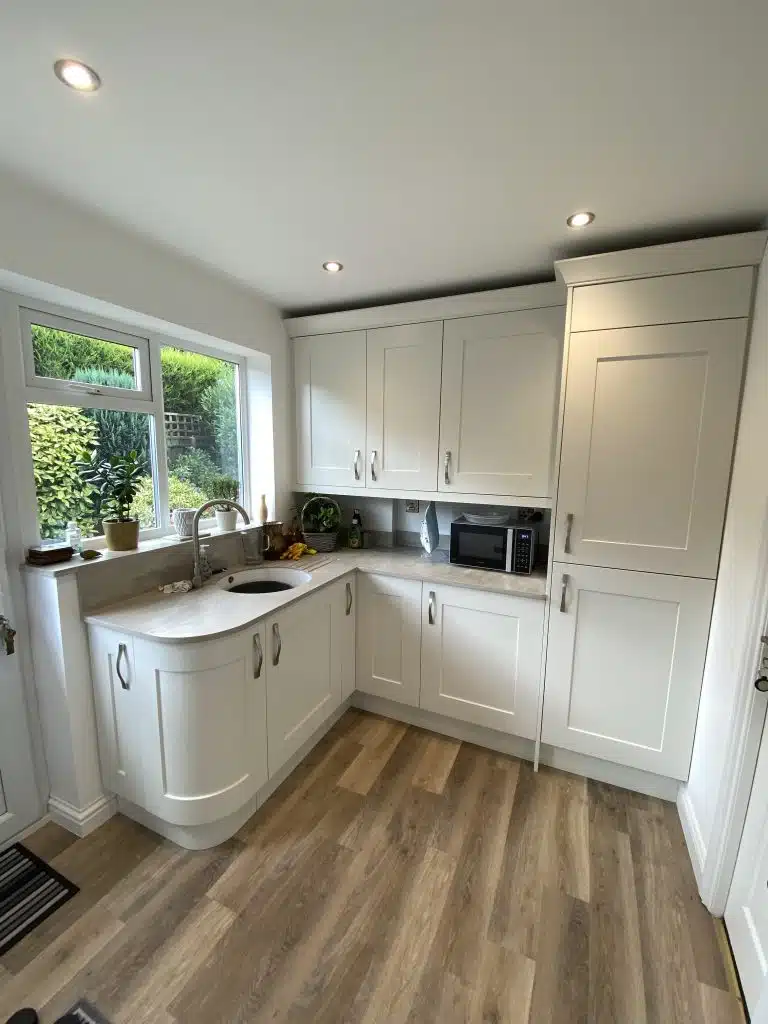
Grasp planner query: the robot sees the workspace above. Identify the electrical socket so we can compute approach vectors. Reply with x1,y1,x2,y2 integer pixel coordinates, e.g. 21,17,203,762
405,500,420,514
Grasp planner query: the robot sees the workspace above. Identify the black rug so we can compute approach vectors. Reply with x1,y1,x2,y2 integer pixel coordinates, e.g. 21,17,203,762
0,842,78,955
63,1000,112,1024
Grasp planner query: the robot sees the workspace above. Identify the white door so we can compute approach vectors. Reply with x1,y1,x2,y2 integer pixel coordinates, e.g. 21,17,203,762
366,321,443,490
555,318,747,576
725,670,768,1013
356,574,422,706
420,584,543,738
0,494,41,844
438,308,563,497
542,562,715,779
294,331,366,489
334,576,356,701
266,590,341,777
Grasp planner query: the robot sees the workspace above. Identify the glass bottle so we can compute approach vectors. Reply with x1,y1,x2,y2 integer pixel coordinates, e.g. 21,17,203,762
65,521,82,553
348,509,363,549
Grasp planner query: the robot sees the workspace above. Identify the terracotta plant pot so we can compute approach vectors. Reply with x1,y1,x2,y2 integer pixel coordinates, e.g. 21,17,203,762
103,519,140,551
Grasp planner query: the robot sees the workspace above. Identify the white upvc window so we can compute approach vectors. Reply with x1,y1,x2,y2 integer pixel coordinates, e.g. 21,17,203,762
18,298,249,545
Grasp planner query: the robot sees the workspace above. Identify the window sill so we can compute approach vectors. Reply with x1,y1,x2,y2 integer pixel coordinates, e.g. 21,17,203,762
20,523,260,577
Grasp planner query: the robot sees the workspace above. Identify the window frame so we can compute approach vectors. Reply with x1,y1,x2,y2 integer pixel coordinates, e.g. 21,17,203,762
19,298,249,545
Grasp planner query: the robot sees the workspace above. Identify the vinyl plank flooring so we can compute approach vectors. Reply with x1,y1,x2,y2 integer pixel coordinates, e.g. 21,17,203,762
20,821,78,863
0,711,739,1024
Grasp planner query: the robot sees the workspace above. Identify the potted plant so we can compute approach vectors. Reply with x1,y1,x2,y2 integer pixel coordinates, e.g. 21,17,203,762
300,495,341,552
211,476,240,532
79,450,146,551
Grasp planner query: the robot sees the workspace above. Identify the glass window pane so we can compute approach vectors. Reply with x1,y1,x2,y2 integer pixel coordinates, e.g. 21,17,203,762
160,346,242,514
27,403,156,540
31,323,140,390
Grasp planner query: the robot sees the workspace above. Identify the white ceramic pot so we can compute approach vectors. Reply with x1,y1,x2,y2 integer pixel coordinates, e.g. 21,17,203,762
172,507,197,538
215,509,237,532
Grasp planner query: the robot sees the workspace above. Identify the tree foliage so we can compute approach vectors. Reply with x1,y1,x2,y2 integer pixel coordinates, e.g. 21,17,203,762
74,369,150,467
132,474,207,528
32,325,133,380
28,405,98,538
159,347,226,414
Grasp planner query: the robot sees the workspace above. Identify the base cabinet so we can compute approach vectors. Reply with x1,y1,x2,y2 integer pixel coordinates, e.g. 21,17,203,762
420,584,543,737
542,563,715,779
356,573,422,706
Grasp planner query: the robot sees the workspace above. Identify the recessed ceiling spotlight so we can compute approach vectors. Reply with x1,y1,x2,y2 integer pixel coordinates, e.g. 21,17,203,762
566,211,595,229
54,58,101,92
322,260,343,273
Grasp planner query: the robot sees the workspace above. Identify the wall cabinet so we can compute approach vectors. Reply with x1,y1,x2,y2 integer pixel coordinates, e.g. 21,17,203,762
366,322,443,490
420,583,543,737
554,305,748,577
356,573,422,706
294,330,367,489
438,309,562,498
542,563,715,779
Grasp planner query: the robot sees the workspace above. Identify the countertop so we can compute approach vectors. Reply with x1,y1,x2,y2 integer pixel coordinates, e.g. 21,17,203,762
84,547,548,644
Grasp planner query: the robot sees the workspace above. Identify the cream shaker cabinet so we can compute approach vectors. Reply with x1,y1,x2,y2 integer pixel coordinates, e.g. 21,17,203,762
419,583,543,738
554,315,748,577
366,321,443,490
356,573,422,706
438,309,563,498
542,563,715,779
294,330,367,489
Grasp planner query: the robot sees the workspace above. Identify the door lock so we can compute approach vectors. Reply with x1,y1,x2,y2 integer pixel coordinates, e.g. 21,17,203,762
0,615,16,656
756,636,768,692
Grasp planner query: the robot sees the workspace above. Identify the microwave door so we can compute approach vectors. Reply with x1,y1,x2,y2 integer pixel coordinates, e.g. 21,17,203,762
452,525,508,570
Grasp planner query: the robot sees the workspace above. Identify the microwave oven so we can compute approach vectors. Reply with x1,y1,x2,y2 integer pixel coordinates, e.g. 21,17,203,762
449,517,538,575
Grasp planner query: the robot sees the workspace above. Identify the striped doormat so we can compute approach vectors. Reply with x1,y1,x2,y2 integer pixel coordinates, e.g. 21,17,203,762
0,842,78,955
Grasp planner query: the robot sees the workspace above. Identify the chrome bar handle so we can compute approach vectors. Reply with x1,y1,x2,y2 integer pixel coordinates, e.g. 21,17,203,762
253,633,263,679
564,513,574,555
444,450,451,485
428,590,436,625
370,450,378,482
354,449,361,481
116,643,130,690
559,574,570,613
345,581,353,616
272,622,282,666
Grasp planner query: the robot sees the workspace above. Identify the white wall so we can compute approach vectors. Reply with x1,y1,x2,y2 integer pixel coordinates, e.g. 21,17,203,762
681,243,768,885
0,166,292,518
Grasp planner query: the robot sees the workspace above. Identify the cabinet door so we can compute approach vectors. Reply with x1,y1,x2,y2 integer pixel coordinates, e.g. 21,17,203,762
267,590,341,777
439,309,563,497
420,584,543,738
334,576,356,701
555,318,747,576
542,563,715,779
356,574,422,706
88,627,142,803
366,322,443,490
294,331,366,489
134,629,268,827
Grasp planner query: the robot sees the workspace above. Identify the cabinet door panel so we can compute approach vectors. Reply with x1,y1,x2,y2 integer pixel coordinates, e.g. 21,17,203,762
366,322,443,490
555,319,747,575
439,309,562,497
294,331,366,489
267,592,341,777
88,628,139,801
356,574,422,705
420,584,543,737
542,563,714,778
335,576,356,701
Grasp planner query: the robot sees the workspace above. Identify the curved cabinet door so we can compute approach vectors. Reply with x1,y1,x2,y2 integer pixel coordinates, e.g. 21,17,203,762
134,628,268,827
420,584,543,738
266,589,341,778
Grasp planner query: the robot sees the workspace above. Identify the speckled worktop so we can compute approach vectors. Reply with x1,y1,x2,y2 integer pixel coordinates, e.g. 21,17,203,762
84,547,548,644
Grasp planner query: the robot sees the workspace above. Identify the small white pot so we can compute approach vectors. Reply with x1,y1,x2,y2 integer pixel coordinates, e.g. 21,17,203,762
172,507,197,538
215,509,237,532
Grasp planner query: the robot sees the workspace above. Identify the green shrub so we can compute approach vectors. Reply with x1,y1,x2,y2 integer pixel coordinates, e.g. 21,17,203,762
160,348,227,415
74,369,150,467
28,405,98,538
132,474,207,528
171,448,220,493
32,325,133,380
200,370,239,477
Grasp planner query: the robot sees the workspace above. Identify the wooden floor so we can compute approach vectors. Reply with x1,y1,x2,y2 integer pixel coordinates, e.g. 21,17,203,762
0,710,746,1024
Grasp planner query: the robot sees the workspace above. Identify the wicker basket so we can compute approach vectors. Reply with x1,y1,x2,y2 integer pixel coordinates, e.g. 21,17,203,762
300,495,341,552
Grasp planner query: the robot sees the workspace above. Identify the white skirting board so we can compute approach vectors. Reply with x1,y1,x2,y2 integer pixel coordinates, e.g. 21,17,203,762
48,794,117,837
676,786,707,887
353,693,681,802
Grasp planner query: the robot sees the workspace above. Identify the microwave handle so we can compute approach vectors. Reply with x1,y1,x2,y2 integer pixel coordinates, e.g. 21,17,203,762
505,528,514,573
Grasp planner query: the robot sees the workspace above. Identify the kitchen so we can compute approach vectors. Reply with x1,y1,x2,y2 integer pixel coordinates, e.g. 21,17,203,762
1,4,768,1023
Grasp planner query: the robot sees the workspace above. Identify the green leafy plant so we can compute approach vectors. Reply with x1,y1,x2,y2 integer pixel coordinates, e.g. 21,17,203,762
78,450,147,522
302,496,341,533
28,404,98,538
210,475,239,512
74,369,151,467
171,448,220,494
132,474,208,528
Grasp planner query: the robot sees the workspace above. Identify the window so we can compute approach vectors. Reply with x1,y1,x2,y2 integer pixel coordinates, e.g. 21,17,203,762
160,345,244,518
21,303,247,544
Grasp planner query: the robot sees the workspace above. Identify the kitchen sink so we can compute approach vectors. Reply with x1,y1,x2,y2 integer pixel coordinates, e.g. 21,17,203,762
216,567,312,594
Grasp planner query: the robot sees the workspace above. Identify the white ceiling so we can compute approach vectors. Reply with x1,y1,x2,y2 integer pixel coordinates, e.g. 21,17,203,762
1,1,766,314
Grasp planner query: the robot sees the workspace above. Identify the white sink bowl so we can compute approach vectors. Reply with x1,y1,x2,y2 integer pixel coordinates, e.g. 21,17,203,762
217,567,312,594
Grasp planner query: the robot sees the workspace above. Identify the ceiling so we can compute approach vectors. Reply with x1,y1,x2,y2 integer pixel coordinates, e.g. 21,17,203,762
1,2,766,315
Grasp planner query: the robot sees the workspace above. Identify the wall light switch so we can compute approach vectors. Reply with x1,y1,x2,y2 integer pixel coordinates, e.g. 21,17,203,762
405,500,420,514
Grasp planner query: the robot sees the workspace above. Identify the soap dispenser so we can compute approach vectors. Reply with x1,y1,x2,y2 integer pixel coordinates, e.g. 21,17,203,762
199,544,213,582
